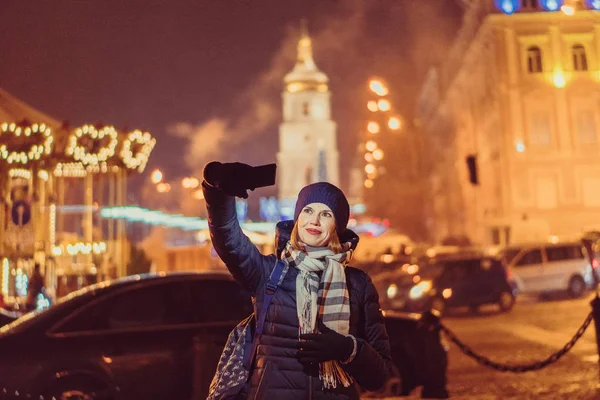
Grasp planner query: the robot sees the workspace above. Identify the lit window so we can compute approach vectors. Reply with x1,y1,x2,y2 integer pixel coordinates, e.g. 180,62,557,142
572,44,588,71
527,46,543,73
576,111,597,144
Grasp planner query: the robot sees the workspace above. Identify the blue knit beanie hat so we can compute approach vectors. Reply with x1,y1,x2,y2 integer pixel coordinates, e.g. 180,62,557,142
294,182,350,235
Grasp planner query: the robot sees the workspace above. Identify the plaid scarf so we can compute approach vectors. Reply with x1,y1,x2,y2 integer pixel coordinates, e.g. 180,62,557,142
282,241,354,389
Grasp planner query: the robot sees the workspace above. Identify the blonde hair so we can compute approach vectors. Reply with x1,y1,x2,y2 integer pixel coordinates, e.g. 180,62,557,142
291,221,343,254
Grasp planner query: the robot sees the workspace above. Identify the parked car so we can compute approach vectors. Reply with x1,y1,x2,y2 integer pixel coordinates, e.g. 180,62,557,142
380,254,516,316
0,308,21,329
502,242,597,298
0,272,448,399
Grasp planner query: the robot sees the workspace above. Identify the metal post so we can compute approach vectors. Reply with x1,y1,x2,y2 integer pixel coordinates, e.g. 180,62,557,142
590,294,600,386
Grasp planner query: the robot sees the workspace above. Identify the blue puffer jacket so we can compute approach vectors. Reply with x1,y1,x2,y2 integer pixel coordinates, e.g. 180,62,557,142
204,183,393,400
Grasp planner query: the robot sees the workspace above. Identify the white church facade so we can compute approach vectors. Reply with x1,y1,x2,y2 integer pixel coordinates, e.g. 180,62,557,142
277,26,340,217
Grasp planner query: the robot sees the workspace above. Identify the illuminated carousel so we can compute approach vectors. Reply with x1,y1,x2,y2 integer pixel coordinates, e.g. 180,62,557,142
0,91,156,306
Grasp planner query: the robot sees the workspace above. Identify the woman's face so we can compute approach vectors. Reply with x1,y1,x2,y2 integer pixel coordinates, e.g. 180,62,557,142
297,202,336,247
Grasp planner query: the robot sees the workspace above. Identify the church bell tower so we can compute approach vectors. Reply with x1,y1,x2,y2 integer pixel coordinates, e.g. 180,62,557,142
277,24,340,210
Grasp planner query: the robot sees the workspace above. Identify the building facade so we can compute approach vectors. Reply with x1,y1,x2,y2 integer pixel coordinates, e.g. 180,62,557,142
418,0,600,246
277,27,340,209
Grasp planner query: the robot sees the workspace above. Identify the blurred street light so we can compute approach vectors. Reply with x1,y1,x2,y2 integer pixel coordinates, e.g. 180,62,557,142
156,182,171,193
364,152,374,162
372,149,384,161
193,189,204,200
151,169,163,184
367,101,378,112
388,116,402,130
182,177,200,189
369,80,389,96
377,99,391,112
365,140,378,152
367,171,377,179
364,179,374,188
553,69,566,88
367,121,380,134
561,4,575,15
365,163,376,174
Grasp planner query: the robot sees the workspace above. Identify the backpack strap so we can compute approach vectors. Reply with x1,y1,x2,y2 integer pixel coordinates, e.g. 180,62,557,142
243,259,287,369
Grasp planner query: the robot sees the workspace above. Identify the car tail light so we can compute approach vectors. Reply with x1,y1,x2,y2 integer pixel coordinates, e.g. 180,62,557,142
592,258,599,270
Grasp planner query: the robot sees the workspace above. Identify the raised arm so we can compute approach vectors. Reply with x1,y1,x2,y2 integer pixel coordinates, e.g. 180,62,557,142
202,162,274,295
344,273,394,391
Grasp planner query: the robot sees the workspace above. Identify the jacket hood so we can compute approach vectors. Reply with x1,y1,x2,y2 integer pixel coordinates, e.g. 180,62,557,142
274,220,360,258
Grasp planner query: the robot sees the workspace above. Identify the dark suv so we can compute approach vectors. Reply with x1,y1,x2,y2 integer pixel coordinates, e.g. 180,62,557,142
380,254,516,316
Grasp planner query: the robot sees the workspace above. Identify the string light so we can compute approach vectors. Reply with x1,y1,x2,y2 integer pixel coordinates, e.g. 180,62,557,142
49,203,56,247
52,242,107,256
1,258,8,295
9,168,32,180
120,129,156,172
0,122,53,165
67,125,118,166
54,162,87,178
367,101,378,112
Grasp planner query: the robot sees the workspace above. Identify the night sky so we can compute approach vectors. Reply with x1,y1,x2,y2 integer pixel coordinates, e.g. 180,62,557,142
0,0,462,205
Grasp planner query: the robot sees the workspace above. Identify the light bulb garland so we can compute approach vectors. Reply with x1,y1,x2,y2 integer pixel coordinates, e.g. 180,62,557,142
67,125,118,166
0,122,156,176
0,122,53,165
121,130,157,172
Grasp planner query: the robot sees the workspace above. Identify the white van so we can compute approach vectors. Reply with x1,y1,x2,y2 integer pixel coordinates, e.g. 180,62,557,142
502,242,598,298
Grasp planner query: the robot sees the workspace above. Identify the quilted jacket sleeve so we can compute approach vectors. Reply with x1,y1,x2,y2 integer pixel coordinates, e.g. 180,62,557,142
202,181,271,295
344,273,393,391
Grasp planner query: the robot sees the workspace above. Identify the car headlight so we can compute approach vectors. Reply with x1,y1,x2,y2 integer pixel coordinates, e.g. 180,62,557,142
387,284,398,299
409,280,432,299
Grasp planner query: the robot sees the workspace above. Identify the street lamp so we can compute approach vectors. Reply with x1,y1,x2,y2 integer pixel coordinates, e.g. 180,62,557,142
367,122,380,134
367,101,378,112
365,140,378,152
377,99,391,112
388,116,402,130
151,169,163,184
372,149,384,161
156,183,171,193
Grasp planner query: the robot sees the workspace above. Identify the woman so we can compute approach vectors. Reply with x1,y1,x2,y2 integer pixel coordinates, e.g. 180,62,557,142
203,162,393,400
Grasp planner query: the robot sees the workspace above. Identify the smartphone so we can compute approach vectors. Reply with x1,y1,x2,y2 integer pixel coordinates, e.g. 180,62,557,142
250,163,277,189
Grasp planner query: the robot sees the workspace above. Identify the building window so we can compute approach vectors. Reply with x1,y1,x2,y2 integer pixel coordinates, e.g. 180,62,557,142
527,46,543,73
576,111,597,144
582,177,600,207
572,44,588,71
535,176,558,209
529,112,552,146
302,102,310,116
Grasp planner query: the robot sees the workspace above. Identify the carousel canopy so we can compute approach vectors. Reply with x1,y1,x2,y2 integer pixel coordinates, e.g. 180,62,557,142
0,87,61,129
0,88,156,176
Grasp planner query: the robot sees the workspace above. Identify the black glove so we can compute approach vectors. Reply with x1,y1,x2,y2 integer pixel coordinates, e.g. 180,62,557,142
297,320,354,363
203,161,255,199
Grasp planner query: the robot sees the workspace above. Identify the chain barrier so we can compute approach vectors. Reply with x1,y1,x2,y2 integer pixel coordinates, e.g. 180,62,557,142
438,311,594,373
